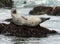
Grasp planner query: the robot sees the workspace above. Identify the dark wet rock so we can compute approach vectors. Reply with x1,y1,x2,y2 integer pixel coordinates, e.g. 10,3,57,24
23,1,26,4
29,6,60,16
0,19,57,37
0,0,13,8
29,6,53,15
49,30,57,34
0,24,5,33
51,7,60,16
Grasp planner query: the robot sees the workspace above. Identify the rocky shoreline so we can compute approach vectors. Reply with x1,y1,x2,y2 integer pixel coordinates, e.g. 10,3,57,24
29,6,60,16
0,19,57,38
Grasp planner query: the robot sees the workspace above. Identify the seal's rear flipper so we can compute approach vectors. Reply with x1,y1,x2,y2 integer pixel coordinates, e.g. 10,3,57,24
40,17,50,23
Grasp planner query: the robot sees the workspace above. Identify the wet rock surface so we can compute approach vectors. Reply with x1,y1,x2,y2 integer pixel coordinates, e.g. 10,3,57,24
51,7,60,16
0,0,13,8
0,19,57,37
29,6,53,15
29,6,60,16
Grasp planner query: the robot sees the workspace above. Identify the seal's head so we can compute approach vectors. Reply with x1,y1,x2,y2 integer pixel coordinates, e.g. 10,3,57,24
13,9,16,14
11,8,17,14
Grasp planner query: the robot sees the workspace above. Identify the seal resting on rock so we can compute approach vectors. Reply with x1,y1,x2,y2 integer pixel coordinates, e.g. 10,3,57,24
0,3,58,38
11,8,50,26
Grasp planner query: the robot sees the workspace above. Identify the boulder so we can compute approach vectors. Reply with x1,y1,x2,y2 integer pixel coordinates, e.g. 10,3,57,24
0,0,13,8
29,6,53,15
51,7,60,16
0,19,57,37
29,6,60,16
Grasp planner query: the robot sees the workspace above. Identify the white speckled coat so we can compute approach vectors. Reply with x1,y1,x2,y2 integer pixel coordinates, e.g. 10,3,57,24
11,13,42,26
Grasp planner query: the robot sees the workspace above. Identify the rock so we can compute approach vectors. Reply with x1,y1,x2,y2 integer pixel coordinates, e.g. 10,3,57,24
51,7,60,16
0,24,5,33
29,6,53,15
49,30,57,34
0,0,13,8
0,19,57,37
29,6,60,16
23,1,26,4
